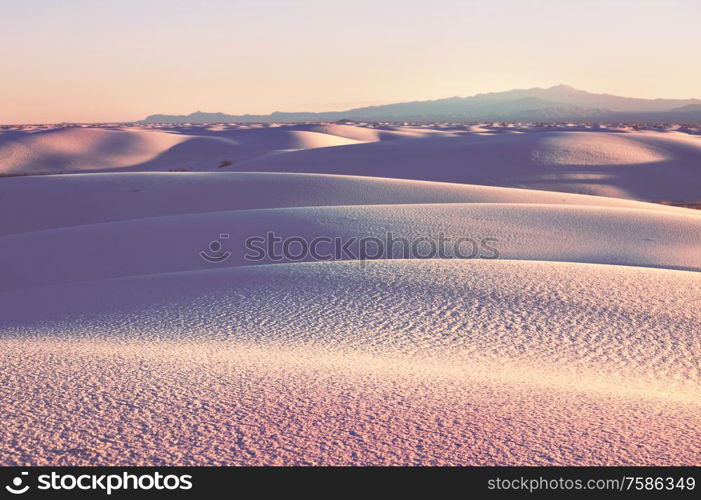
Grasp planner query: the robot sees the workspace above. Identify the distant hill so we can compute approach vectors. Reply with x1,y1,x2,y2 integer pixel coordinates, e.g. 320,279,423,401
141,85,701,123
669,103,701,113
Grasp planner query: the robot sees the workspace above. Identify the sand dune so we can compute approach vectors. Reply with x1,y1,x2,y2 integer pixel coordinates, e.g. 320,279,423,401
0,127,187,175
1,122,699,466
1,202,700,291
1,172,694,235
2,124,700,204
235,128,701,202
1,260,699,465
0,126,361,175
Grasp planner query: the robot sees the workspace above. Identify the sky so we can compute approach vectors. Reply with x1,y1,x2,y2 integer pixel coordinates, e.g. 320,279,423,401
1,0,699,123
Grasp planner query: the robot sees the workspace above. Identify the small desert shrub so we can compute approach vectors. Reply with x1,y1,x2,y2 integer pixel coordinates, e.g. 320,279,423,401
658,201,701,210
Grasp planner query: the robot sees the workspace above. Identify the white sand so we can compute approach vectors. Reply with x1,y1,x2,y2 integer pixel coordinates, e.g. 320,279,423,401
0,172,694,235
0,127,187,174
233,128,701,202
1,202,699,291
2,124,701,203
0,123,699,465
1,261,699,465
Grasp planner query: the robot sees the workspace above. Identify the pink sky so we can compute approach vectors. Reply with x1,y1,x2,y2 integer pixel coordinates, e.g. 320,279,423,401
1,0,699,123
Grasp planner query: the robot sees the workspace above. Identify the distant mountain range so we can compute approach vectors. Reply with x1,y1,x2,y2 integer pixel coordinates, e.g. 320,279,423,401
141,85,701,123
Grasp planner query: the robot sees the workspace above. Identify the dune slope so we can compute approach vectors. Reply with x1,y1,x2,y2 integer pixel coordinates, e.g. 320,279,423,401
236,129,701,202
1,260,699,465
1,202,700,291
1,172,694,235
